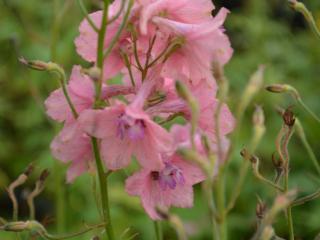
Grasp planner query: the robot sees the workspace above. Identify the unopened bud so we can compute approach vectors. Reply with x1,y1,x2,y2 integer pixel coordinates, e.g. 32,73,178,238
265,84,290,93
265,84,300,100
250,155,259,164
238,65,265,116
1,221,42,232
272,153,283,169
2,221,30,232
288,0,297,8
256,200,267,219
247,65,265,94
282,108,295,127
82,66,101,82
19,57,66,82
253,105,265,126
163,37,184,62
19,57,51,71
39,169,50,182
24,164,34,177
240,148,250,160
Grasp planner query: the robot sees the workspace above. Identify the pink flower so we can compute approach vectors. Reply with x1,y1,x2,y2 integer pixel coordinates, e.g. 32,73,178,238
79,77,173,170
125,155,204,219
147,77,235,141
75,1,131,78
51,121,93,183
45,66,97,182
152,8,232,80
140,0,214,35
45,65,95,124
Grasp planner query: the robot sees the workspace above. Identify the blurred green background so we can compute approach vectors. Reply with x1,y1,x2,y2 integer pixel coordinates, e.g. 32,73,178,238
1,0,320,239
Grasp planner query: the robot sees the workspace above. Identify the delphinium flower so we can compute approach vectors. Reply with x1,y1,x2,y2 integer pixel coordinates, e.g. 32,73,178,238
45,0,235,219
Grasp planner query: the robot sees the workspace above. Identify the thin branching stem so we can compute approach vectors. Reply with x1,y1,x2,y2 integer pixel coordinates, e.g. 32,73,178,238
103,0,133,59
292,188,320,207
77,0,99,32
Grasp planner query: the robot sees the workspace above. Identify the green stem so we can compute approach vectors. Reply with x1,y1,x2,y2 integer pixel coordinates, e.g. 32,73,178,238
54,162,66,233
91,138,114,240
284,171,294,240
77,0,99,32
95,0,110,101
292,188,320,207
204,181,220,240
215,172,227,240
103,0,133,59
290,0,320,40
295,119,320,176
154,221,163,240
282,125,295,240
298,98,320,124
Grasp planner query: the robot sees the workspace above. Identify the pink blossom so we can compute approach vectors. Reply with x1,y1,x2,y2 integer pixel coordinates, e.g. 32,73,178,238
140,0,214,35
125,154,204,219
45,65,95,124
152,8,232,80
75,1,131,78
79,76,173,170
51,121,93,183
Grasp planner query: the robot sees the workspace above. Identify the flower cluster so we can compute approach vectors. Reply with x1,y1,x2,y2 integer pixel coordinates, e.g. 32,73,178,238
45,0,235,219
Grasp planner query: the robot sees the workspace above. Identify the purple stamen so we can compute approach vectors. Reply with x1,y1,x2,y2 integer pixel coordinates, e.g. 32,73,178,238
116,114,145,140
157,162,185,190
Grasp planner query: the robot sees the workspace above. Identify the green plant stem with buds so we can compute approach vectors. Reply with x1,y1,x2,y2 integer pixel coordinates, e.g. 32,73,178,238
266,84,320,124
289,0,320,40
1,220,105,240
282,125,295,240
295,119,320,176
92,1,116,239
292,188,320,207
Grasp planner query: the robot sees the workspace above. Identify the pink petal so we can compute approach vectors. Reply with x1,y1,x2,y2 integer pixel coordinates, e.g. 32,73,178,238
100,137,133,170
45,88,73,123
79,105,125,139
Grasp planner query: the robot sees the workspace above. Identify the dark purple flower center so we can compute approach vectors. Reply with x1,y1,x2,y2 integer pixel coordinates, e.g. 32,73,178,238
151,162,185,190
117,114,146,140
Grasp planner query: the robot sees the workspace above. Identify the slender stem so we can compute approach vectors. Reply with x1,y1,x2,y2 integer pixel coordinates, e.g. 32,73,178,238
295,119,320,176
226,161,250,213
103,0,133,59
215,172,227,240
50,0,73,61
292,188,320,207
204,181,220,240
290,0,320,40
282,125,295,240
284,171,294,240
91,138,114,240
298,98,320,124
54,163,66,233
95,0,110,101
154,221,163,240
92,1,116,239
109,0,125,24
77,0,99,32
